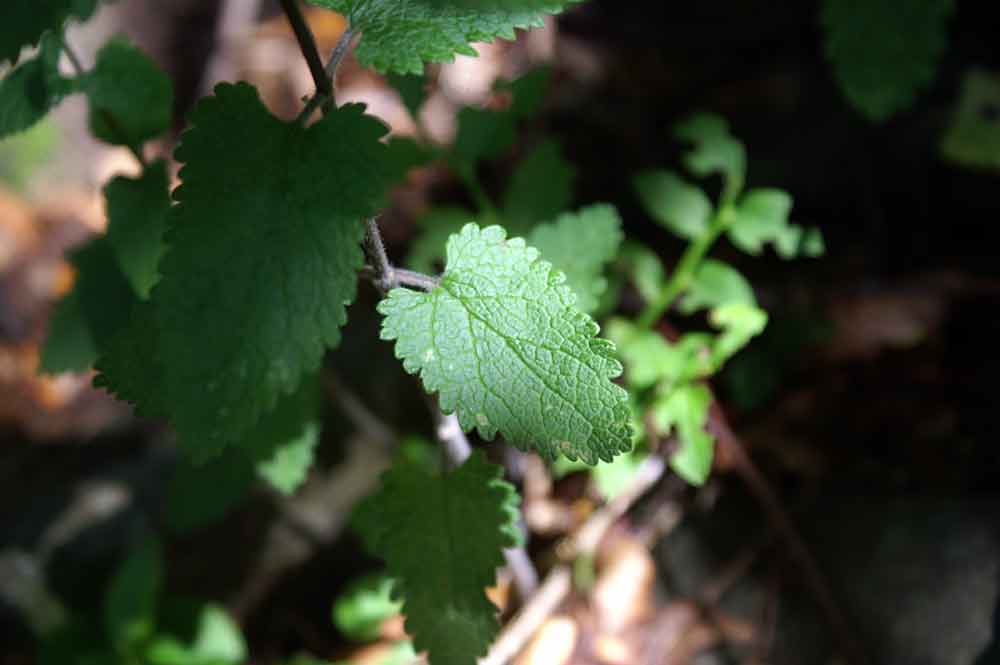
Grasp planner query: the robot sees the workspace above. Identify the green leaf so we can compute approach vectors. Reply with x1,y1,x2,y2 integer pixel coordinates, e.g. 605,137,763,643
652,383,713,485
707,303,767,370
82,36,173,146
165,454,256,534
0,33,70,139
502,139,575,236
679,259,756,314
105,534,163,653
39,289,97,374
379,223,632,463
941,68,1000,172
306,0,580,74
822,0,953,121
104,160,171,298
70,237,139,342
606,318,711,392
332,573,402,642
633,170,711,240
387,71,427,120
407,206,474,274
552,447,646,501
617,241,666,304
93,303,168,419
354,452,520,665
494,66,550,119
526,204,622,314
1,0,98,65
728,188,792,255
673,112,746,189
147,603,246,665
153,82,392,457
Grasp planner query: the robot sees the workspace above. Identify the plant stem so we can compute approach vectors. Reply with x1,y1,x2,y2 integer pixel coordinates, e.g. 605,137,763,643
61,38,147,169
279,0,331,101
635,203,734,329
362,217,439,293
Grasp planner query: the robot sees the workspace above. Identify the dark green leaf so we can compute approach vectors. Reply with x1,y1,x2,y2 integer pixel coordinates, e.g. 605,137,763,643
39,289,97,374
0,33,70,139
502,139,575,235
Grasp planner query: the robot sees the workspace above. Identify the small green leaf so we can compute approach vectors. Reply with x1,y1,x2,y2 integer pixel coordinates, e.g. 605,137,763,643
679,259,756,314
606,318,711,392
387,71,427,120
82,37,173,146
941,69,1000,172
154,82,393,457
147,603,246,665
69,237,139,342
652,383,713,485
1,0,98,65
822,0,953,121
453,106,516,168
104,160,171,298
406,206,474,274
617,241,666,304
708,303,768,370
105,534,163,653
0,33,70,139
354,452,520,665
502,139,575,236
39,289,97,374
673,112,746,189
728,188,792,255
379,224,632,464
527,204,622,314
633,170,711,240
332,573,402,642
306,0,581,74
246,376,323,495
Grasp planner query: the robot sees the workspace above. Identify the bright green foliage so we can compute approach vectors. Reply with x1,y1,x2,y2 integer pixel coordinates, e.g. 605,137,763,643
502,139,575,235
674,112,746,192
105,535,163,655
406,206,473,273
39,290,97,374
633,170,711,240
332,573,402,642
82,37,173,146
679,259,755,314
822,0,953,121
941,69,1000,171
527,204,622,314
0,33,70,139
1,0,98,65
708,303,768,372
606,319,711,392
652,383,713,484
0,119,59,187
387,72,427,120
104,160,171,298
146,603,246,665
553,447,645,500
151,82,392,455
306,0,580,74
379,224,632,463
354,452,520,665
729,189,823,258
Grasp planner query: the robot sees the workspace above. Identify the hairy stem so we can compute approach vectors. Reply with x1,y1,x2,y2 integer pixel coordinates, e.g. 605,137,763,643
636,203,734,329
362,218,440,293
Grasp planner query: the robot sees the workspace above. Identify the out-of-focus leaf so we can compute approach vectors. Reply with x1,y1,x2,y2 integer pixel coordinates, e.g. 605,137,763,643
406,206,474,274
0,33,71,139
941,69,1000,172
633,170,711,240
105,534,163,653
332,573,402,642
39,289,97,375
679,259,756,314
502,139,575,235
652,383,713,485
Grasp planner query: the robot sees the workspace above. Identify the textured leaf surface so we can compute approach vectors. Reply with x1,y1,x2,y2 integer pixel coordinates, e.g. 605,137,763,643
354,452,520,665
104,160,171,298
0,33,69,139
527,204,622,314
380,224,632,463
823,0,953,121
153,82,391,455
502,139,575,236
307,0,580,74
39,289,97,374
633,170,711,240
83,37,173,146
1,0,98,65
406,206,473,273
93,303,167,419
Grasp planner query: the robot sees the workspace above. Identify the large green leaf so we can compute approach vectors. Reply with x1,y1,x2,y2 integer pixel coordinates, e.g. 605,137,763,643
379,223,632,463
151,82,392,456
